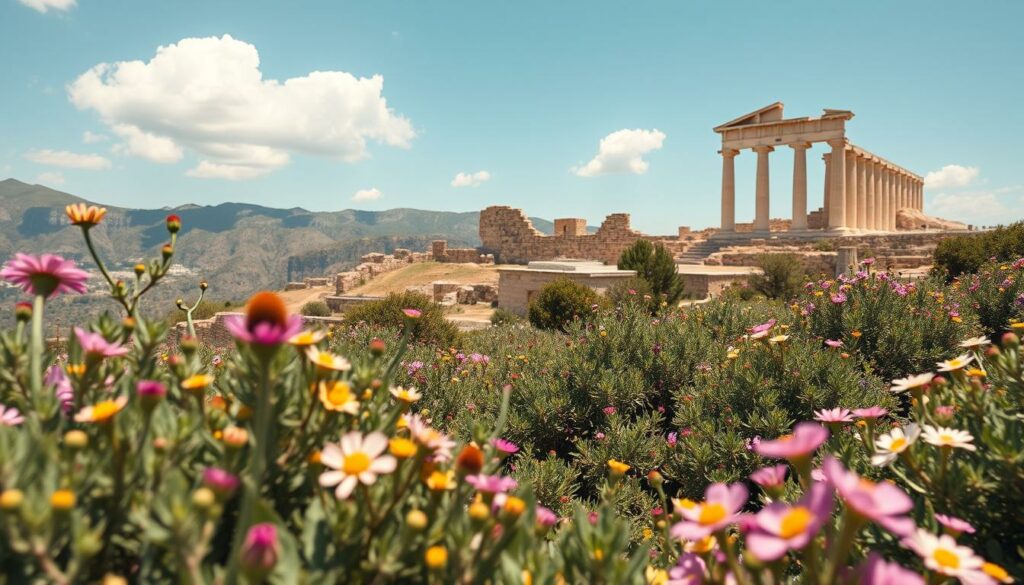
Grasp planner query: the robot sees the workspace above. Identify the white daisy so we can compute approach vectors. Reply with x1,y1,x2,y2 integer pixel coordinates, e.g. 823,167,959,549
958,336,990,349
904,528,984,578
319,431,397,499
922,425,976,451
305,347,352,372
937,353,974,372
390,386,423,404
406,414,456,462
890,373,935,393
871,423,920,466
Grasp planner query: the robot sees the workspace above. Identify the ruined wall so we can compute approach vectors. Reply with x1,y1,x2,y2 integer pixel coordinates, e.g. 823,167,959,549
432,240,495,264
479,206,684,265
497,269,636,315
334,249,431,295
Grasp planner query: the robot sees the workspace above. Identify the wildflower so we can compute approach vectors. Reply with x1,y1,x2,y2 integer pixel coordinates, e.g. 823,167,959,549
319,431,397,499
402,308,422,319
424,545,447,570
456,444,485,474
746,482,833,561
239,523,279,578
74,396,128,424
65,203,107,227
0,404,24,427
935,514,976,536
389,438,417,459
825,339,844,348
607,459,630,476
858,553,925,585
937,353,974,372
904,528,984,579
502,496,527,519
50,489,76,510
181,373,214,394
666,432,678,447
305,347,352,372
64,430,88,449
0,489,24,510
536,506,558,528
750,319,777,335
872,423,920,466
922,425,976,451
318,380,359,414
1,253,89,298
136,380,167,411
226,291,302,347
813,407,854,424
822,456,914,536
222,426,249,448
646,566,667,584
978,562,1014,584
390,386,422,404
288,329,326,347
670,482,748,540
853,406,888,420
407,509,429,531
425,470,456,491
407,414,456,461
830,292,847,304
165,214,182,234
202,467,240,498
603,406,617,415
959,336,990,349
749,464,788,490
754,422,829,462
667,552,707,585
769,334,789,344
890,373,934,393
73,327,130,360
490,438,520,456
466,474,518,494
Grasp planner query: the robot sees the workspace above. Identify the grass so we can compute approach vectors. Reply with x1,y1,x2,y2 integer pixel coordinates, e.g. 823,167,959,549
346,261,502,297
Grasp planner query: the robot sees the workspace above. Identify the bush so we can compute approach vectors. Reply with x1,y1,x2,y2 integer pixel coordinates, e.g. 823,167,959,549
617,240,685,305
489,307,521,326
299,300,331,317
344,291,459,345
933,221,1024,278
949,257,1024,335
750,253,806,300
606,277,661,313
527,278,604,331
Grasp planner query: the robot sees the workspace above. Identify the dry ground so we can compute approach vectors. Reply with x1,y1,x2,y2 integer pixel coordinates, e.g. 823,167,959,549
345,262,503,296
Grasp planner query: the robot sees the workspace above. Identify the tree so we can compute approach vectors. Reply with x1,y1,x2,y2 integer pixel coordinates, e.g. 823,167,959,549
617,240,685,305
528,278,604,331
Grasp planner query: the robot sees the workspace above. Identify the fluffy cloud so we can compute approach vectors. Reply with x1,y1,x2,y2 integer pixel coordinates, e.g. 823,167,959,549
82,131,108,144
351,188,382,202
35,171,65,186
573,129,666,177
18,0,76,13
924,164,979,189
25,149,111,170
451,170,491,188
68,35,415,180
930,189,1015,226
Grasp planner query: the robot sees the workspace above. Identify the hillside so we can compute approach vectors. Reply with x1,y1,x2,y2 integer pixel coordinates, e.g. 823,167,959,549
0,178,554,327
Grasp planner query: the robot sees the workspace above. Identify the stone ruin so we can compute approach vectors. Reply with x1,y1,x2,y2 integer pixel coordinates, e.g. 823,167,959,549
333,248,431,295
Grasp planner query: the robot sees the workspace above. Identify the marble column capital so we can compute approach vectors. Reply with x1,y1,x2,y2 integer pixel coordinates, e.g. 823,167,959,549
826,138,847,149
789,142,812,150
719,148,740,158
752,145,775,154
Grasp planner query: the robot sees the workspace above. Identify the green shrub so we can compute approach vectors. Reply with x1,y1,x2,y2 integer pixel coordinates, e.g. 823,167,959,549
527,278,604,331
933,221,1024,278
749,253,805,300
606,277,661,313
489,307,521,326
950,257,1024,335
344,291,459,345
617,240,685,305
299,300,331,317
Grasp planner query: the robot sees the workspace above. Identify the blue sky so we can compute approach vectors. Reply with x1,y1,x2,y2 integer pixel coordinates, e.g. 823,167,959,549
1,0,1022,233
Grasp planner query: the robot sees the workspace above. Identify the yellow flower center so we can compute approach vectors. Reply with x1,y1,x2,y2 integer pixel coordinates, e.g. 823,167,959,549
91,401,121,422
327,383,352,405
389,438,417,458
933,548,960,570
779,506,813,539
343,452,371,475
890,437,907,451
293,332,315,345
698,503,727,525
939,434,954,445
317,354,337,367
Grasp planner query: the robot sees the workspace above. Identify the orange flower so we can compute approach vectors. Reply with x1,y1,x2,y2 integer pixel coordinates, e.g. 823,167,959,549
182,374,214,394
74,396,128,424
65,203,107,227
456,444,484,474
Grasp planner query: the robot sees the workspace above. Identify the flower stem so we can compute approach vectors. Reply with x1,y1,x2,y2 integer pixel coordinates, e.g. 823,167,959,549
29,294,45,401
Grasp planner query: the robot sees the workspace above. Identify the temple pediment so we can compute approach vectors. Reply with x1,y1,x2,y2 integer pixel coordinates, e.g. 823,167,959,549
713,102,785,131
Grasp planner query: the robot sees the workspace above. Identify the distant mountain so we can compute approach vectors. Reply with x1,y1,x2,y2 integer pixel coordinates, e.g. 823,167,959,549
0,178,556,325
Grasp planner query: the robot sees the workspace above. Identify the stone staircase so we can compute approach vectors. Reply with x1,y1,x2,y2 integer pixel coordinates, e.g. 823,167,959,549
676,240,725,265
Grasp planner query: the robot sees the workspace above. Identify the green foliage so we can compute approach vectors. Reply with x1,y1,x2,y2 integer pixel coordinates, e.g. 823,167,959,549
933,221,1024,278
527,278,604,331
343,290,459,345
299,300,332,317
617,240,685,305
750,253,806,300
489,307,522,326
949,257,1024,335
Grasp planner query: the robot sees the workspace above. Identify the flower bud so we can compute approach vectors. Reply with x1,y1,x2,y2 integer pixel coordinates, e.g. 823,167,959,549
222,426,249,449
50,489,76,511
166,214,181,234
468,500,490,523
153,437,169,452
134,263,146,277
102,575,128,585
199,280,208,291
121,317,136,333
136,380,167,412
424,545,447,570
0,489,24,511
240,523,279,579
985,346,1001,358
369,338,386,356
64,430,89,450
14,302,32,322
202,467,240,499
647,470,664,488
113,280,128,298
501,496,527,521
176,299,186,309
179,336,198,355
455,444,484,475
1002,331,1020,348
193,487,216,510
406,509,428,531
162,244,174,260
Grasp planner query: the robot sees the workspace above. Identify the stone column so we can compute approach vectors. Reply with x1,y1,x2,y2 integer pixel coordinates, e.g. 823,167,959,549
886,169,896,230
845,150,858,230
822,153,831,225
720,148,739,232
865,159,877,230
872,159,883,230
898,174,907,211
827,139,847,229
753,146,773,232
856,155,868,229
880,169,891,231
790,143,810,230
917,180,924,211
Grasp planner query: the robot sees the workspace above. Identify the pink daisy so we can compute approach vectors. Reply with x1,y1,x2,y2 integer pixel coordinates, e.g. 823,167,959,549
0,253,89,298
749,464,788,490
822,456,915,537
465,474,518,494
671,482,748,540
935,513,976,536
490,438,520,455
814,407,854,424
853,406,888,420
745,481,833,562
0,404,24,426
858,553,924,585
755,423,829,462
74,327,129,359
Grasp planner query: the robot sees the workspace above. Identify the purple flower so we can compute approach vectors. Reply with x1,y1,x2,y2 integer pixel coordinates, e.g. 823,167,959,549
813,407,854,424
202,467,240,498
0,404,24,426
0,253,89,298
745,482,833,562
749,464,788,489
667,553,706,585
401,308,422,319
750,319,777,335
465,474,517,494
225,292,302,346
490,438,520,455
594,432,606,440
858,553,925,585
74,327,130,359
861,257,876,266
240,523,279,577
935,513,975,536
44,365,74,414
825,339,844,348
535,506,558,528
136,379,167,409
406,360,425,375
755,423,829,462
830,292,847,304
666,432,678,447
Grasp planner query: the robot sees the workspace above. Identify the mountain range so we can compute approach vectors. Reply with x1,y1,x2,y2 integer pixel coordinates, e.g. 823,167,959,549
0,178,556,325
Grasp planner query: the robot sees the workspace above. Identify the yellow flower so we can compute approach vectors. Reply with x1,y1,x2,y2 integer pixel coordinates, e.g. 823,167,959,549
600,330,608,337
1010,322,1024,331
74,396,128,424
851,330,862,338
502,496,526,519
469,499,490,521
425,470,456,491
684,535,717,553
181,374,214,394
389,437,417,459
288,330,326,347
982,562,1013,584
965,367,987,378
645,566,668,585
0,489,24,510
390,386,423,404
50,489,76,510
66,363,87,377
305,347,352,372
425,545,447,570
65,203,107,227
642,527,654,540
318,380,359,414
607,459,630,476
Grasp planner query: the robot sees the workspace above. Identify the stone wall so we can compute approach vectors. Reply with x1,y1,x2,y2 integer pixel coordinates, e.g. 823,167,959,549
431,240,495,264
479,205,685,265
496,267,636,315
324,295,385,313
432,282,498,305
334,249,431,295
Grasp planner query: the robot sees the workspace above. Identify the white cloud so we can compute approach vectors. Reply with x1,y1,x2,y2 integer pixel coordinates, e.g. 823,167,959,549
573,129,666,177
930,187,1021,226
18,0,76,13
451,170,491,188
924,164,979,189
351,187,382,202
35,171,65,186
68,34,415,180
25,149,111,170
82,131,108,144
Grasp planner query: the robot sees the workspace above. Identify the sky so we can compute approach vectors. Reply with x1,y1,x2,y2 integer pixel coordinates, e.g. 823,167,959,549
1,0,1022,233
